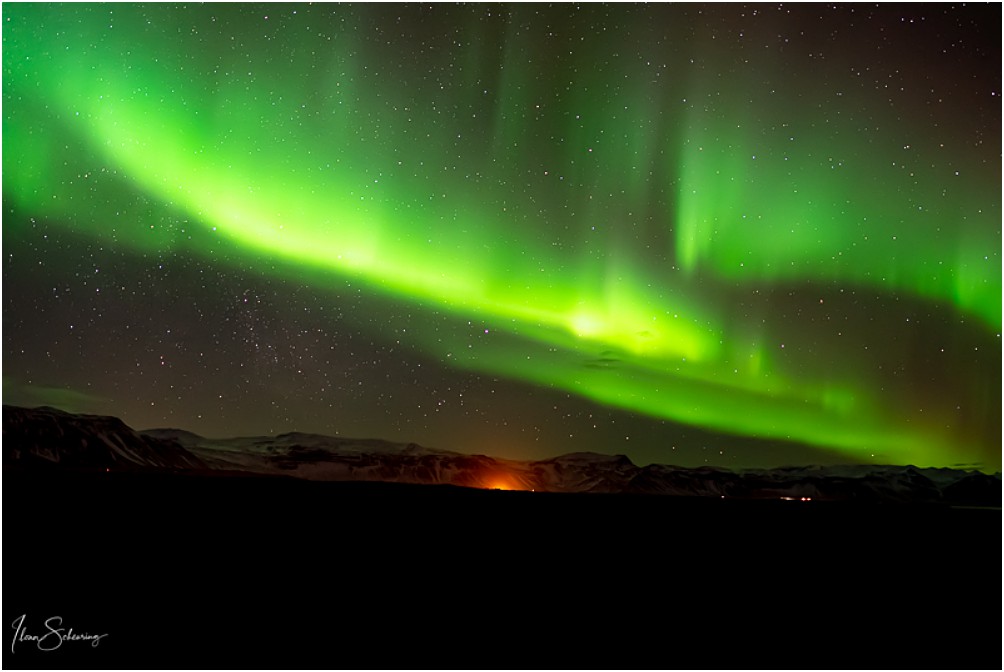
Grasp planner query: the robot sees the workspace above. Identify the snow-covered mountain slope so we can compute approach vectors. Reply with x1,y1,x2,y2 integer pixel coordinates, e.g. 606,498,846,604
3,405,206,470
3,404,999,505
122,429,1004,505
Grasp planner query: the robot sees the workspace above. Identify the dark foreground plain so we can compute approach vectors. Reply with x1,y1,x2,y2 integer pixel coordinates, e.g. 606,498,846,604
4,468,1000,670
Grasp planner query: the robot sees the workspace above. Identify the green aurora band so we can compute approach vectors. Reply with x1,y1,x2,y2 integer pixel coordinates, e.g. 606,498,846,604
3,4,1000,469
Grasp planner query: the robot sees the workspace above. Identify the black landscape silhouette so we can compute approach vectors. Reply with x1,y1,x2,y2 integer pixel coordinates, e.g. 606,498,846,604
3,404,1001,669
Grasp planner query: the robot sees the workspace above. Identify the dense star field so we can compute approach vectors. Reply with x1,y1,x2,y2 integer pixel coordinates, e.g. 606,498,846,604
3,3,1001,471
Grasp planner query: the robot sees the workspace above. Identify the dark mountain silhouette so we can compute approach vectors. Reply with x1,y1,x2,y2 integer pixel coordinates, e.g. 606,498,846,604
3,405,206,470
4,404,999,506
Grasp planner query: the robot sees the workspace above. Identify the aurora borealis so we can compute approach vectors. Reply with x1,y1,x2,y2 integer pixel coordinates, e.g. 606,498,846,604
3,3,1000,470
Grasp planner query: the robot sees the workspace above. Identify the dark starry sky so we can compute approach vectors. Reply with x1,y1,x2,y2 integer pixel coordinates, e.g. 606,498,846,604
3,3,1000,470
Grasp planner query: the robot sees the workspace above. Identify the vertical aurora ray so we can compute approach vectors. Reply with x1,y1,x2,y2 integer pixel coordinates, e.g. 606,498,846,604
3,4,999,469
674,10,1001,329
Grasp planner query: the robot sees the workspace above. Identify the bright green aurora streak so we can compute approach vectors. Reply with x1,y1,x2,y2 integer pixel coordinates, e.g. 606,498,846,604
3,4,1000,469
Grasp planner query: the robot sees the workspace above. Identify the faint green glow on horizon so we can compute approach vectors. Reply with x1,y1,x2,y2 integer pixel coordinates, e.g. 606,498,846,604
3,4,999,470
434,334,973,469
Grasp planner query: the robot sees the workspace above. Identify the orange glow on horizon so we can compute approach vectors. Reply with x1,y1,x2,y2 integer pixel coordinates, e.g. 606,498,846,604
485,475,522,491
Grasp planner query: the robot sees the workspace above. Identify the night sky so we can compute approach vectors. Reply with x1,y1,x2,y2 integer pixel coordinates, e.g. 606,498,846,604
3,3,1000,471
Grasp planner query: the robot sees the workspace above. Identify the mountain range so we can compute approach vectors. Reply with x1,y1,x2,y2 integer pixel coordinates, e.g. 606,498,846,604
4,404,999,506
